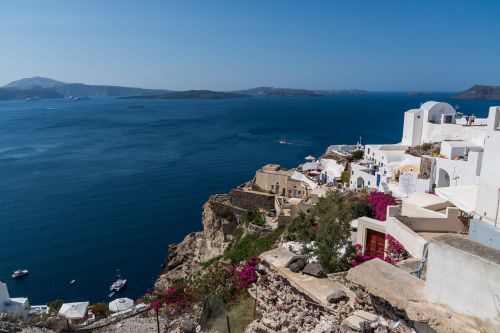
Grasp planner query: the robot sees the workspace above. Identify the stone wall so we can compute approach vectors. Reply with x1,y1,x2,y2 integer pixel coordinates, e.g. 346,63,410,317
418,156,432,180
229,189,276,211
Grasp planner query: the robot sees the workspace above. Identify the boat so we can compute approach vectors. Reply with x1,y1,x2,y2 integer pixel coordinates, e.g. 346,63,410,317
72,96,90,101
12,269,29,279
279,137,288,144
69,279,76,285
110,276,127,292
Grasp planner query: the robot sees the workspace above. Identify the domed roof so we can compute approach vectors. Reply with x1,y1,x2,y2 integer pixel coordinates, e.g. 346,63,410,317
420,101,455,114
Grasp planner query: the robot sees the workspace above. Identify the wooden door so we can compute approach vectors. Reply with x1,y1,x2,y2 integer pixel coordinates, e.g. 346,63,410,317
366,229,385,259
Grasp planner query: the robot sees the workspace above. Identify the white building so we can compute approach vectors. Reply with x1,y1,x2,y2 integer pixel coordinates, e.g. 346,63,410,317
349,144,408,192
401,101,486,147
0,282,30,318
432,141,483,189
475,106,500,226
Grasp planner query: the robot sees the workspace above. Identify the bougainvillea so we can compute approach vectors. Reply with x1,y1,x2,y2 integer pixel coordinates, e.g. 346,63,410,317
348,243,375,268
369,191,397,221
235,256,258,289
145,257,260,318
384,234,409,263
348,237,409,268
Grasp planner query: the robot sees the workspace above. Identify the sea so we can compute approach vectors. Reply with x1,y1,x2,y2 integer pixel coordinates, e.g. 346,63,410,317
0,93,495,304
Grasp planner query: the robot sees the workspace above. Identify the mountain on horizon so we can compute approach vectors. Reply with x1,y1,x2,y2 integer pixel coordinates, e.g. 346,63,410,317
452,85,500,101
4,76,65,89
1,76,169,100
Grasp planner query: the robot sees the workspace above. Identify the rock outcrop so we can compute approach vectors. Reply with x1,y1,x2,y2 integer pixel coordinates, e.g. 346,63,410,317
155,195,240,289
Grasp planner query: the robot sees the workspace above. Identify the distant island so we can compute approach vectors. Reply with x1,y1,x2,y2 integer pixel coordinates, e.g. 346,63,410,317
0,76,169,100
408,91,431,96
0,76,367,101
122,90,251,100
453,85,500,100
234,86,367,97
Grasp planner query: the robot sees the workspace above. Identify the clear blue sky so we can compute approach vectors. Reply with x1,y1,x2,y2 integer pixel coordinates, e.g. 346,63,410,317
1,0,499,91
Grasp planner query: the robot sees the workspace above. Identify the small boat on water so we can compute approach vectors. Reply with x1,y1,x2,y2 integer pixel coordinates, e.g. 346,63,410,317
69,279,76,285
110,270,127,292
279,137,288,144
72,96,90,101
12,269,29,279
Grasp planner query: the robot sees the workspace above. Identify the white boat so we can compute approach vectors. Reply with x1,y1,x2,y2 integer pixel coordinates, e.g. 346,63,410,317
69,279,76,285
279,137,288,144
110,277,127,292
12,269,29,279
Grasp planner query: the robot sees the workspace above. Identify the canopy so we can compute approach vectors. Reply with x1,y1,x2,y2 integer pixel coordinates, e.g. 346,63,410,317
109,298,134,312
435,185,478,214
291,171,318,189
58,302,89,319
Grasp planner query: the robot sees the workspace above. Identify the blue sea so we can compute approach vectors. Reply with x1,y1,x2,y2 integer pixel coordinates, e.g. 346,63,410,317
0,94,494,304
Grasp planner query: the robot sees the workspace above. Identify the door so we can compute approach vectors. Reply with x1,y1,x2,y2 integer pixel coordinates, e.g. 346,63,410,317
366,229,385,259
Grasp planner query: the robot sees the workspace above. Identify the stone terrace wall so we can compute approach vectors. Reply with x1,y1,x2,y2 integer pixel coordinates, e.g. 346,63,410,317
229,189,275,211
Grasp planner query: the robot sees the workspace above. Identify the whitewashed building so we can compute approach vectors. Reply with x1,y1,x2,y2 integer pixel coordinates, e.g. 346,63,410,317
401,101,486,146
0,282,30,318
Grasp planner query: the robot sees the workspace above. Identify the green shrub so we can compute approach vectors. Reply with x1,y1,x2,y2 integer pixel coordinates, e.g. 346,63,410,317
89,303,110,320
47,299,64,314
242,210,266,227
286,211,317,242
225,226,284,263
201,255,223,268
351,150,364,160
341,171,350,184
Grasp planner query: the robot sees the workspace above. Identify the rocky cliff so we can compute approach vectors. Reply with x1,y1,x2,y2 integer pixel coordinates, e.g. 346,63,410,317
155,194,240,289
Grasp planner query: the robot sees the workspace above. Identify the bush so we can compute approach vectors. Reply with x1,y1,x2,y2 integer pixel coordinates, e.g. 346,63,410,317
89,303,110,320
47,299,64,314
351,150,364,160
341,171,350,184
242,210,266,227
201,255,223,268
225,226,284,263
313,192,355,273
286,211,317,242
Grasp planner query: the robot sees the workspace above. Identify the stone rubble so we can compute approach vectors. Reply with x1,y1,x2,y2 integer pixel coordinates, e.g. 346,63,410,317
244,264,417,333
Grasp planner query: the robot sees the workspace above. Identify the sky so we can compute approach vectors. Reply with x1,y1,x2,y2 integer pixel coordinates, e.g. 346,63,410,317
1,0,499,91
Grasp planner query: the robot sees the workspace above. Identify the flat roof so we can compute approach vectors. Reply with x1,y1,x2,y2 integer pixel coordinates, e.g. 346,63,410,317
432,234,500,265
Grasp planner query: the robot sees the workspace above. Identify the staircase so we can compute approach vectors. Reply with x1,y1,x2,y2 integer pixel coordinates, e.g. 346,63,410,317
381,182,390,193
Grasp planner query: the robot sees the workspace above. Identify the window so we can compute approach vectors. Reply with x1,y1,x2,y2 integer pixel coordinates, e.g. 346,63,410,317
288,190,292,193
417,115,421,119
271,185,274,189
368,181,371,185
298,191,301,195
352,171,354,175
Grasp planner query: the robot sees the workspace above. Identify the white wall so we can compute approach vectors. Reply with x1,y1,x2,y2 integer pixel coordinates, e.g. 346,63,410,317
426,235,500,322
475,107,500,225
433,153,482,188
350,163,377,189
386,217,427,258
401,110,423,146
421,122,486,146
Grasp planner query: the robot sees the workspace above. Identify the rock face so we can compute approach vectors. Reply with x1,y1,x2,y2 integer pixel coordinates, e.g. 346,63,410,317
155,195,239,289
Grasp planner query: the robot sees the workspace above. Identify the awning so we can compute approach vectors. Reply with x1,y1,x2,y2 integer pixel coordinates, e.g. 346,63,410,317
109,298,134,312
58,302,89,319
435,185,478,214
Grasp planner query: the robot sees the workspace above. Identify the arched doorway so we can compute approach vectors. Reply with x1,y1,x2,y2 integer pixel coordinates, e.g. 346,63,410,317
437,168,450,187
356,177,365,189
